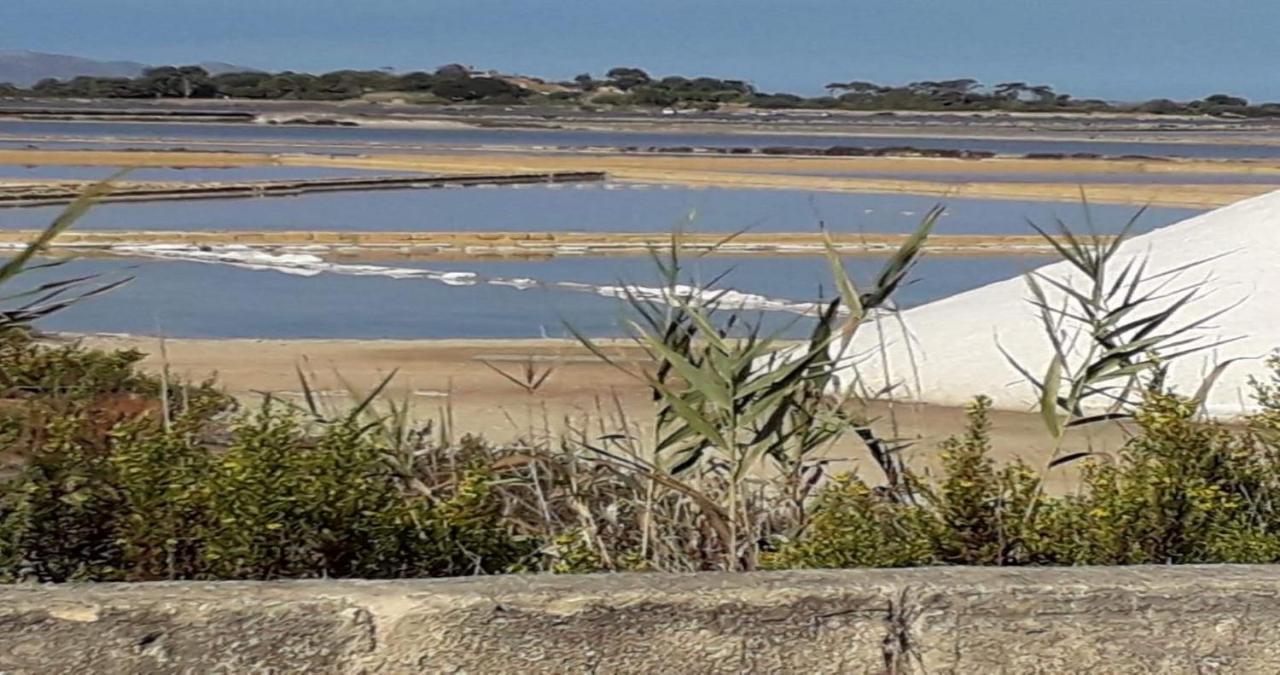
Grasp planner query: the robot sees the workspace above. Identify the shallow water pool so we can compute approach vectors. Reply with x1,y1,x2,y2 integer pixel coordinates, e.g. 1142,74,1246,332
20,253,1054,339
0,185,1199,236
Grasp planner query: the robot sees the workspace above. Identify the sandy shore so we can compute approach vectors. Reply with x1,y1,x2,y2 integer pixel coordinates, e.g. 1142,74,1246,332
77,335,1128,492
1,148,1275,208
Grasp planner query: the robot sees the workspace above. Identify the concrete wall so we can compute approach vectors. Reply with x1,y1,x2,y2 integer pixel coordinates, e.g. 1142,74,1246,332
2,566,1279,673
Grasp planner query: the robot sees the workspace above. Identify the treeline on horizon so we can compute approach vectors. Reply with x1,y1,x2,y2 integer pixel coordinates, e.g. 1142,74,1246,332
3,63,1276,117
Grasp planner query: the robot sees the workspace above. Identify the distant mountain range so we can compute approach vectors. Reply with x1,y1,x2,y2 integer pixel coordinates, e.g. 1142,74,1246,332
0,50,255,86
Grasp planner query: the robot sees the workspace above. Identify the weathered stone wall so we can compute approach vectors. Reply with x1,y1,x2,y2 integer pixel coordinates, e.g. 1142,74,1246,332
2,566,1279,673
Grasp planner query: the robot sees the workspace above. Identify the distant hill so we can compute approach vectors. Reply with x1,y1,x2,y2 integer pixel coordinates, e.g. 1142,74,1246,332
0,50,256,87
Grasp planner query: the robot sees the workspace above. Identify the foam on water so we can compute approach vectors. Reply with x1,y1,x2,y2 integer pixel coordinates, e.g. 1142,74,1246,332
106,244,828,316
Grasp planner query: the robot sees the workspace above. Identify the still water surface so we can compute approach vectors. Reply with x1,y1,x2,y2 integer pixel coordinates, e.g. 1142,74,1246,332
0,186,1199,235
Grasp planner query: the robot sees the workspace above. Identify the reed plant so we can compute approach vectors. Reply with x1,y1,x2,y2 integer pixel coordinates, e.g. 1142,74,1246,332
1006,207,1237,446
562,212,940,570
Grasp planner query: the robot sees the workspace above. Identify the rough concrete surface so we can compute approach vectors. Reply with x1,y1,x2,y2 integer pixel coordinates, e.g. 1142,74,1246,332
2,566,1280,673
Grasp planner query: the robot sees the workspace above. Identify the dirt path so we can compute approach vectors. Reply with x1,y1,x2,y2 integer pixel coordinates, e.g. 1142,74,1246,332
78,335,1128,492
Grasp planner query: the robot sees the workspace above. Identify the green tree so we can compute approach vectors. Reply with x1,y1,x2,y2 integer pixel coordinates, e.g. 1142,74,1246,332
993,81,1027,101
397,71,436,92
434,63,471,78
431,76,526,102
1203,93,1249,107
210,71,272,97
140,66,216,98
606,66,651,91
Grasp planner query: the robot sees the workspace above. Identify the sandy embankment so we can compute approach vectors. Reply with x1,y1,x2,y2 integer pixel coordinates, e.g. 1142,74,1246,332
79,335,1122,492
10,147,1280,176
0,229,1083,257
1,148,1276,208
0,171,604,207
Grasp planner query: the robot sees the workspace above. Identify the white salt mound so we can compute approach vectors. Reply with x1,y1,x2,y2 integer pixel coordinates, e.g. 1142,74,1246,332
834,188,1280,419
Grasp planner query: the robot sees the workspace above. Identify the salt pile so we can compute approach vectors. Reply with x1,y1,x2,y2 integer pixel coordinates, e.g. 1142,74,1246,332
835,188,1280,419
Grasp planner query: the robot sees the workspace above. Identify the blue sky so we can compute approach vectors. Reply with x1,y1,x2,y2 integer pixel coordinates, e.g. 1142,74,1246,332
3,0,1277,101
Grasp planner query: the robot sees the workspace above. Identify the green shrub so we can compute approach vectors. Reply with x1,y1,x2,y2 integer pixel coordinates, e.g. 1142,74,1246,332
0,332,150,396
0,412,126,581
769,398,1039,569
921,397,1039,565
761,475,936,569
0,333,229,466
191,411,530,580
17,321,1280,577
588,93,629,106
774,391,1280,569
0,339,533,582
0,409,534,582
1030,393,1280,565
